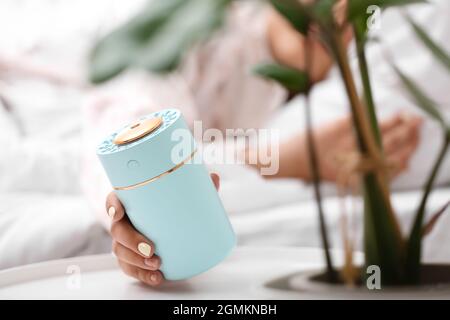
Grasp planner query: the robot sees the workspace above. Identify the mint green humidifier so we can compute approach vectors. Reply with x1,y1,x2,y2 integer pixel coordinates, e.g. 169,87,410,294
96,109,236,280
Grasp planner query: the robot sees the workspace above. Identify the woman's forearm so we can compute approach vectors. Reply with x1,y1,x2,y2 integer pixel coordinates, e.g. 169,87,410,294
266,7,353,84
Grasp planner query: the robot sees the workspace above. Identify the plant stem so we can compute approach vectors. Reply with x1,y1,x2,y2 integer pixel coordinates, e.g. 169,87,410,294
330,31,391,201
304,93,337,282
353,23,396,281
303,35,337,282
405,134,450,282
329,29,405,284
353,24,382,147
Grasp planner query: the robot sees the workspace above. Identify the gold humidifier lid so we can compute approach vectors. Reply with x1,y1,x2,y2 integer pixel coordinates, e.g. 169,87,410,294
113,117,163,145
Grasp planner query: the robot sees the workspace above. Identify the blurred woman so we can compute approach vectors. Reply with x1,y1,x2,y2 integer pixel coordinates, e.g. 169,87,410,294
86,0,450,286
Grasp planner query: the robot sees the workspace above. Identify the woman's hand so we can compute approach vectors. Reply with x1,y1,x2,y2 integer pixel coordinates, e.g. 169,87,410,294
105,173,221,286
301,113,423,182
267,0,351,83
248,113,423,183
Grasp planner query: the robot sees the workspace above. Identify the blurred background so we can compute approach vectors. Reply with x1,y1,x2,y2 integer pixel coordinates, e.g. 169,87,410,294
0,0,449,271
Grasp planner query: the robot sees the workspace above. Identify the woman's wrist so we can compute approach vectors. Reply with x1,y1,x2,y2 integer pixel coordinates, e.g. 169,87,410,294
244,133,311,180
277,134,311,180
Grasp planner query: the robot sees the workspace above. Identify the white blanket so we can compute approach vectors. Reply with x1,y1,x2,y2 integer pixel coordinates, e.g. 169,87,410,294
2,184,449,269
0,193,110,269
1,0,450,270
1,78,450,269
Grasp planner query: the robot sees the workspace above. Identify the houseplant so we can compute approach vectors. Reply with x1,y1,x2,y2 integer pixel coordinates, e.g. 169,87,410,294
88,0,450,289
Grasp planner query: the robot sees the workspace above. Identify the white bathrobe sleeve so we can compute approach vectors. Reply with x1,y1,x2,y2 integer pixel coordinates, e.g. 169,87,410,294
303,0,450,190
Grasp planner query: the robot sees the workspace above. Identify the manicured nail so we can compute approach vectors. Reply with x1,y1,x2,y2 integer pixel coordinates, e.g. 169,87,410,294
144,259,156,268
107,206,116,219
138,242,152,257
150,273,158,282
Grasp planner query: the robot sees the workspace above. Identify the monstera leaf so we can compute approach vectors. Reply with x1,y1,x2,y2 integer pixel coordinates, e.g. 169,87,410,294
89,0,230,83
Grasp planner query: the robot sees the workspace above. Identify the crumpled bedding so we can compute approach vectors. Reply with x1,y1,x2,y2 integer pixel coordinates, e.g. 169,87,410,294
0,193,110,269
1,0,450,270
2,183,449,269
1,77,450,269
1,100,450,269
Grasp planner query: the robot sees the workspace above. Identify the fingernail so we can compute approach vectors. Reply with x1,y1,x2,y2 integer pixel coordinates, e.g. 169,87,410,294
107,206,116,219
138,242,152,257
144,259,157,268
150,273,158,282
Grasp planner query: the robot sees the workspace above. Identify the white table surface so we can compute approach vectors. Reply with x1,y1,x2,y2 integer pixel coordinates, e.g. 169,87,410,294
0,246,338,300
2,246,450,299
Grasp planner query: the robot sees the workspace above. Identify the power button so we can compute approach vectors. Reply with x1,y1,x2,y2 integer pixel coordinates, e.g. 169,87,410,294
127,160,140,169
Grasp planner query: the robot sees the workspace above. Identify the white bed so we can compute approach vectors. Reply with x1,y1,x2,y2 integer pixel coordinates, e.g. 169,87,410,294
2,69,450,270
1,70,450,269
2,181,450,270
1,0,449,271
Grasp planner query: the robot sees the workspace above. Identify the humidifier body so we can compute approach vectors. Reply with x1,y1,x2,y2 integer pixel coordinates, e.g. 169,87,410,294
97,109,236,280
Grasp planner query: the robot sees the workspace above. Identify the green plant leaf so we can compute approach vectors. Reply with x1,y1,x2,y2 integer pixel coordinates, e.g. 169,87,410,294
405,136,450,282
405,15,450,72
422,200,450,237
252,63,310,93
363,175,404,284
353,18,382,146
312,0,335,24
347,0,426,22
393,65,446,128
89,0,230,83
396,19,450,281
330,28,405,284
269,0,311,35
89,0,185,83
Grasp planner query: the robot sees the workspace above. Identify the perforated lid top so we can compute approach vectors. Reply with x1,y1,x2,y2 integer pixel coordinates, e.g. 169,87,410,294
96,109,196,188
97,109,180,155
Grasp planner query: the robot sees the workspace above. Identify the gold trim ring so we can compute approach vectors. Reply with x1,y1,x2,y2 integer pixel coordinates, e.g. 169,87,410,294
113,149,198,191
